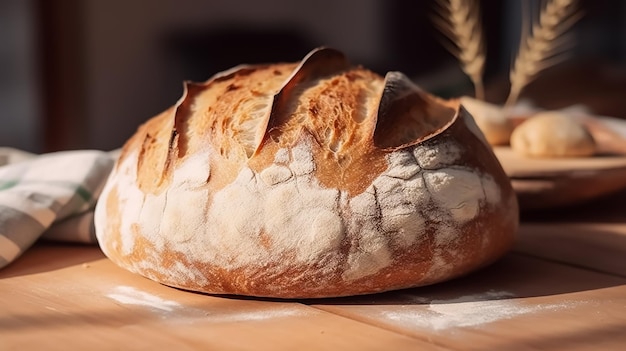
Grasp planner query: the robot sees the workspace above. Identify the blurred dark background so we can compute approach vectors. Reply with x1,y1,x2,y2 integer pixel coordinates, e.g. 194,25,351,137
2,0,626,153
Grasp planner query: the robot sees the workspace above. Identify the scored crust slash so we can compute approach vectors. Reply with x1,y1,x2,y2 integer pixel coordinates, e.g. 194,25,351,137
94,47,519,299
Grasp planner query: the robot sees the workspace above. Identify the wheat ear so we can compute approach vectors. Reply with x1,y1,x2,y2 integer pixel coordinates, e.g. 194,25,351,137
505,0,581,107
433,0,486,100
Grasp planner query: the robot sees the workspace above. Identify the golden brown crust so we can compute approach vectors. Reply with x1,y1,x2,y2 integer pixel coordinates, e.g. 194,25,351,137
94,47,518,298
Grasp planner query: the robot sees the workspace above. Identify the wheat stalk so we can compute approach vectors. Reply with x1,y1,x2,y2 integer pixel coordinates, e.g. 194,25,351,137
433,0,486,100
505,0,581,107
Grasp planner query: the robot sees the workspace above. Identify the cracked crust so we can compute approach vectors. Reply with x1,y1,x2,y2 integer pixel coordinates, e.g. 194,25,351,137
94,47,518,298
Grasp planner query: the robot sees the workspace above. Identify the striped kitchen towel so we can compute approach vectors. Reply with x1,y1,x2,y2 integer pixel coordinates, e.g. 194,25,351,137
0,147,115,269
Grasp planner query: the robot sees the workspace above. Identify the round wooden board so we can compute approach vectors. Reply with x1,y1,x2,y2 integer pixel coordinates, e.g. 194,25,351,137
493,146,626,210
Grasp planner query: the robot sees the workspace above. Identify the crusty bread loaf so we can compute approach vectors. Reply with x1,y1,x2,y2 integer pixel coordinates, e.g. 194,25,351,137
459,96,515,146
94,48,518,298
510,111,596,158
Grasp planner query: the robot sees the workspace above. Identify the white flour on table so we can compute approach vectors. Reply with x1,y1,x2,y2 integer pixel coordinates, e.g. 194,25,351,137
378,290,582,331
106,286,307,323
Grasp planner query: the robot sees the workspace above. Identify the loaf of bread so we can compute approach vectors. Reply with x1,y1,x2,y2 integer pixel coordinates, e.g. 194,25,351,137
510,111,596,158
459,96,515,146
94,48,518,298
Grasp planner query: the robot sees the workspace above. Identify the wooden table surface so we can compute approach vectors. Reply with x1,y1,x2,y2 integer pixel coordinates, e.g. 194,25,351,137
2,191,626,350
